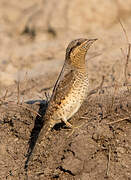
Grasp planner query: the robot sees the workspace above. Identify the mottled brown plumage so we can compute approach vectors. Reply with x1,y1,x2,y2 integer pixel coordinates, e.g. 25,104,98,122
31,38,97,159
44,38,97,126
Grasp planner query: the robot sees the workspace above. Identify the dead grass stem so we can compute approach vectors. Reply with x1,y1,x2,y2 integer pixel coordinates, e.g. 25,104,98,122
106,117,130,125
105,145,111,177
119,19,131,87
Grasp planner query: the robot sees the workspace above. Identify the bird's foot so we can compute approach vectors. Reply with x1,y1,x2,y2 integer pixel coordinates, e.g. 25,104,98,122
67,122,84,138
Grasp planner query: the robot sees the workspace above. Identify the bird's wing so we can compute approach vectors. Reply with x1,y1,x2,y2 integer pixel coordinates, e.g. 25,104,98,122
50,63,76,103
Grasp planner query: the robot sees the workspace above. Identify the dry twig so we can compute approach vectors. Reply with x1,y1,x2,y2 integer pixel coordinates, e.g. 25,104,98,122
106,117,130,125
0,98,41,117
119,19,129,43
105,146,111,177
87,76,105,97
119,19,131,86
17,103,41,117
124,44,130,85
16,80,20,105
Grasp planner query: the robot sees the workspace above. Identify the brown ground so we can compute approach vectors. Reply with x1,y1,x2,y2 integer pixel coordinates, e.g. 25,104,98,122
0,1,131,180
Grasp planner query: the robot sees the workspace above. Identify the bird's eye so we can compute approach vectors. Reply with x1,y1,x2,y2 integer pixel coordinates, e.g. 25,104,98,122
68,47,75,56
76,41,81,46
67,41,83,58
69,42,81,54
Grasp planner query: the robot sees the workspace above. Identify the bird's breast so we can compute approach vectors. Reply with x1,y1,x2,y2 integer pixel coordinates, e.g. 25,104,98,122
56,75,88,120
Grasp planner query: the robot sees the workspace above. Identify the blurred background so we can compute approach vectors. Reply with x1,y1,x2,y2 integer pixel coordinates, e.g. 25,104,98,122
0,0,131,90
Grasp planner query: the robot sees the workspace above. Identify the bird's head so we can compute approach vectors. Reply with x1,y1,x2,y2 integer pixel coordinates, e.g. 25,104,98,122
65,38,97,69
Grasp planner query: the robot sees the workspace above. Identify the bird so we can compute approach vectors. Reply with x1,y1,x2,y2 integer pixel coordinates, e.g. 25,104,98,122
30,38,97,160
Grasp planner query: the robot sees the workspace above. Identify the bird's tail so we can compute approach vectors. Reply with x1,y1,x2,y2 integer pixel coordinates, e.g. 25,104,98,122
24,120,53,169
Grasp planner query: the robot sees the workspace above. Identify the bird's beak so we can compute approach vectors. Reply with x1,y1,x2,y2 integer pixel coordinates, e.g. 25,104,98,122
83,38,97,49
86,38,97,45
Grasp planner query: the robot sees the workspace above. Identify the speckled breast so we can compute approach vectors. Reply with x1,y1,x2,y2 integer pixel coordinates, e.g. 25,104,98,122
55,74,88,121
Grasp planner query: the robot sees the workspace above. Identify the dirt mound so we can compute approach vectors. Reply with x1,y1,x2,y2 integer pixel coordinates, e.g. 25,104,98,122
0,0,131,87
0,76,131,179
